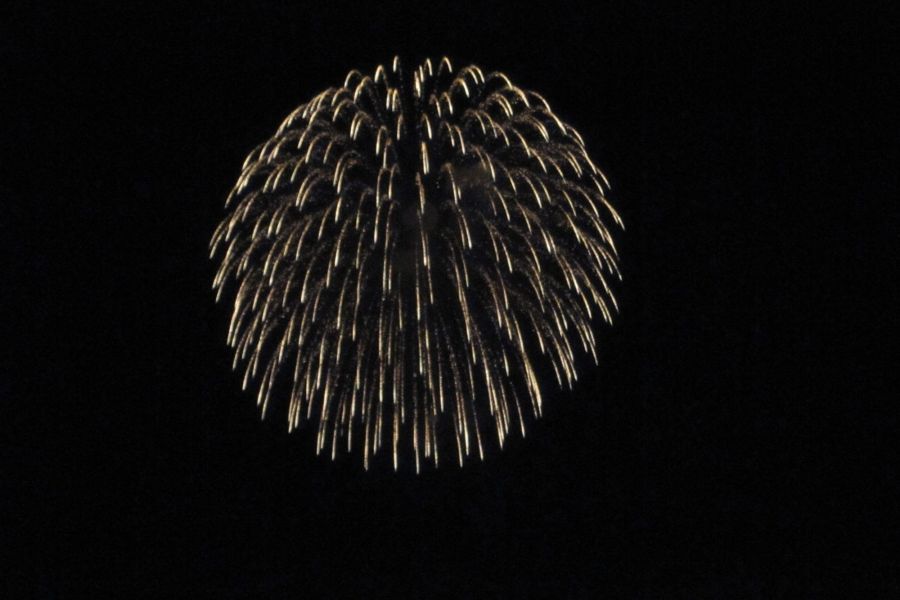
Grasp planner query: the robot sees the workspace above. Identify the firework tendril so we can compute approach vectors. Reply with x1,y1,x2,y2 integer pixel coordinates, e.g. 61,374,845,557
210,57,623,471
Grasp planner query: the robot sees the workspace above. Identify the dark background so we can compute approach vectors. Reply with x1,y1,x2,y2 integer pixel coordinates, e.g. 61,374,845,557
6,2,896,597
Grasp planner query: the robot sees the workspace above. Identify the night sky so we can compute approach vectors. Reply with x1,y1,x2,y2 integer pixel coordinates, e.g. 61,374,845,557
7,3,895,597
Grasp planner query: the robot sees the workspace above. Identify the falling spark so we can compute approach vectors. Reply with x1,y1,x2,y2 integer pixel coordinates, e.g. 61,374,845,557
210,57,623,472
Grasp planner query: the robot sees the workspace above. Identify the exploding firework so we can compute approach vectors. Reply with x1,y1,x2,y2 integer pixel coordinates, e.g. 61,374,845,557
210,56,623,471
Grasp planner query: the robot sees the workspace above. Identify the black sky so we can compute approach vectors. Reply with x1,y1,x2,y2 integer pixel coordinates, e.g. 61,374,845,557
6,2,897,597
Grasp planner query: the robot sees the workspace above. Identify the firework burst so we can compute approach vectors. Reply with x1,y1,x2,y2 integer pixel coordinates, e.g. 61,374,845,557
210,56,623,471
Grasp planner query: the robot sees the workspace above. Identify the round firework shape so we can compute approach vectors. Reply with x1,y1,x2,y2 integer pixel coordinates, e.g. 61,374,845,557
210,57,623,472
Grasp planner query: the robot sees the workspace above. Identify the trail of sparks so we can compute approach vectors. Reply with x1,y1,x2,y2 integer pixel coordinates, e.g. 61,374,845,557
210,57,623,471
